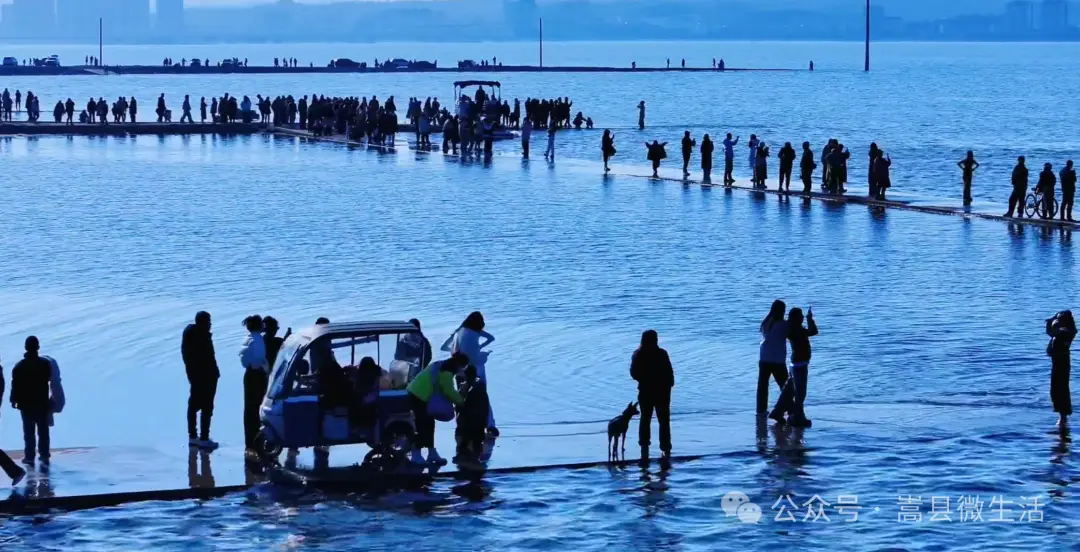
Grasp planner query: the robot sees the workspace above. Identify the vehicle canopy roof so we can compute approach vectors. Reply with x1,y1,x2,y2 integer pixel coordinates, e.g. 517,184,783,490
454,80,501,88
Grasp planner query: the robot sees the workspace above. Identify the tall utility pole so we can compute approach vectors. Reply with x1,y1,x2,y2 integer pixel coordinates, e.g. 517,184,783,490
864,0,870,71
99,18,103,67
539,17,544,68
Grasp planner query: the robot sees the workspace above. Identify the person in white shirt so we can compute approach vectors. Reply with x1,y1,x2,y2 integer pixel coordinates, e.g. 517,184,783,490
239,315,268,452
441,311,498,435
521,117,533,159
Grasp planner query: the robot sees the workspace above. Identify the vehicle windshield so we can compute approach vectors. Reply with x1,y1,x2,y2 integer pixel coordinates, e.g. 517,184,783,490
267,335,308,400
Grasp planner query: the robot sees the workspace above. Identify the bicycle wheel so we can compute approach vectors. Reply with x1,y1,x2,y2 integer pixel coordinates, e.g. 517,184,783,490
1025,193,1039,218
1052,197,1060,218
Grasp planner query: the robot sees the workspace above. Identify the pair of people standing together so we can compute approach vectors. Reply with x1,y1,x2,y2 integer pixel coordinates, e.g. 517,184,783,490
758,300,819,427
406,311,497,465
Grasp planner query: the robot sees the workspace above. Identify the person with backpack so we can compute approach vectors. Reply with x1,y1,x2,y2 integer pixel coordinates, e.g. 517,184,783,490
10,336,54,465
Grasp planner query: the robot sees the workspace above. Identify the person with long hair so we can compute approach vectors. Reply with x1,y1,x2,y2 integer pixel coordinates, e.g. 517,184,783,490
630,330,675,459
442,311,497,435
757,300,789,415
602,129,616,173
769,307,819,427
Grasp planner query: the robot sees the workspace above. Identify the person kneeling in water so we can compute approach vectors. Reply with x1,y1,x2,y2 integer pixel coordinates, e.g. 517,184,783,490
769,307,818,427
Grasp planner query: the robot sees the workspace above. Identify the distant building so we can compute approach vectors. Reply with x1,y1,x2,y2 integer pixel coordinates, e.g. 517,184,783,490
57,0,150,41
1004,0,1036,33
156,0,185,38
1040,0,1070,34
0,0,56,39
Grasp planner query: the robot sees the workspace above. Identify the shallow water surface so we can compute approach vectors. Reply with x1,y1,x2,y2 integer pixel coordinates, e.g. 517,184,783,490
0,85,1078,548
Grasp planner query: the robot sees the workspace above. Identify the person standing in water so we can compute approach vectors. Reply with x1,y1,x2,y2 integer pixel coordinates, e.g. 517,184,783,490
757,301,789,415
1006,156,1029,218
867,143,880,198
10,336,53,465
748,134,759,185
646,140,667,178
875,151,892,200
442,311,498,435
958,151,979,206
239,315,269,455
630,330,674,460
701,134,714,183
800,141,816,195
723,133,739,185
755,142,770,188
602,129,617,173
681,131,696,177
778,142,796,192
637,101,646,130
1037,162,1057,220
769,307,818,427
1047,311,1077,428
1061,160,1076,222
521,116,532,159
544,123,556,161
182,311,220,450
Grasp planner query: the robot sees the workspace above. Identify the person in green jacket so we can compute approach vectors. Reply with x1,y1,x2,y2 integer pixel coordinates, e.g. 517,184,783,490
407,352,468,465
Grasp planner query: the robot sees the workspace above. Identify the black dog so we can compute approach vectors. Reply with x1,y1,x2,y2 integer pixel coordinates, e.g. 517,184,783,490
607,401,639,461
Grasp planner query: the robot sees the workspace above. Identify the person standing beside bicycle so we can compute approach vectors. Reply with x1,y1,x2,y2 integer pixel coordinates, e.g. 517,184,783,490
1006,156,1029,218
1060,160,1076,222
1036,163,1057,220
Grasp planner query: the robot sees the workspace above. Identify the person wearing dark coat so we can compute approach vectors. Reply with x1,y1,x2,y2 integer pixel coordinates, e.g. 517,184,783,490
778,142,796,192
602,129,616,173
630,330,674,459
1048,311,1077,428
800,141,817,194
868,143,880,198
0,359,28,484
129,96,137,123
700,134,714,182
874,151,892,200
1006,156,1029,218
681,131,696,177
11,336,53,464
769,308,819,427
646,140,667,178
182,311,220,449
1061,160,1076,222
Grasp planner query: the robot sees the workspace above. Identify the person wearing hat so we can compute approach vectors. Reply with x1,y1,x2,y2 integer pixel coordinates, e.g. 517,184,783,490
10,336,54,465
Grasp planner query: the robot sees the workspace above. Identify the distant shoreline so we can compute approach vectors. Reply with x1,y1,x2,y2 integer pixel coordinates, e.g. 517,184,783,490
0,65,798,77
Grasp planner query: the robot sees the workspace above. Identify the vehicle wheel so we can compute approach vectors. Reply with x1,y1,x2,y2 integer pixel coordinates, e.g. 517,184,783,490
254,429,283,461
1025,194,1038,218
1052,198,1060,218
382,422,415,457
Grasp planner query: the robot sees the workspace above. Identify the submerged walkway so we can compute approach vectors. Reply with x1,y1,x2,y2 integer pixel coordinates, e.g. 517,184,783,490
270,126,1080,231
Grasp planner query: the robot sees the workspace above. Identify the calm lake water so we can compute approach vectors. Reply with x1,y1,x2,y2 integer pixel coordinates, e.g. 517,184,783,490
1,41,1080,549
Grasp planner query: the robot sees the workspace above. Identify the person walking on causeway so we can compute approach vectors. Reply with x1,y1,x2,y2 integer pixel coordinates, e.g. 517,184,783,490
646,140,667,178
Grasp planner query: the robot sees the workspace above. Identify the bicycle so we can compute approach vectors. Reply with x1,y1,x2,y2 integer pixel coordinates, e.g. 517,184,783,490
1025,188,1059,219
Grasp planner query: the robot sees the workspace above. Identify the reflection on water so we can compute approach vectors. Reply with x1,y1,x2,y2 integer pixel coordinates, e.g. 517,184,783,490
0,133,1078,548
